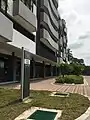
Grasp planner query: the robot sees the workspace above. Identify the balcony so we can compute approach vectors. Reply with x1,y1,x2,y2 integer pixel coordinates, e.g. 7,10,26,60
13,0,36,33
0,12,13,42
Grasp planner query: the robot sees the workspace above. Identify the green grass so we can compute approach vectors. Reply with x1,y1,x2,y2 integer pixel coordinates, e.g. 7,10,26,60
0,88,90,120
55,75,84,84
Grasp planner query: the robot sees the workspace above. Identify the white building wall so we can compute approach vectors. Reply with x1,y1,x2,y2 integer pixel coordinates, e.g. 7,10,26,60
0,12,13,42
8,29,36,54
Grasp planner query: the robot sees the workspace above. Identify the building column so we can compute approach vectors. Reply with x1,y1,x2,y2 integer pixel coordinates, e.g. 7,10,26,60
50,65,53,76
43,61,45,78
12,52,16,81
55,66,57,76
32,60,36,78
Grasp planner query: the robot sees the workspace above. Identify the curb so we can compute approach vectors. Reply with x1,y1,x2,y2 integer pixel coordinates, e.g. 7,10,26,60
84,78,88,86
75,107,90,120
75,96,90,120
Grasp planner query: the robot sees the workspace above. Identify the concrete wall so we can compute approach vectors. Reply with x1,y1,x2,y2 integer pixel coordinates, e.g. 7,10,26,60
0,12,13,42
43,12,58,39
8,29,36,54
42,0,58,28
13,0,36,32
40,29,58,52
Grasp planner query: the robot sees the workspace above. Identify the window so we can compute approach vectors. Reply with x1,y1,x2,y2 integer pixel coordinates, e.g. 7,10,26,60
0,0,8,13
21,0,34,12
0,61,4,68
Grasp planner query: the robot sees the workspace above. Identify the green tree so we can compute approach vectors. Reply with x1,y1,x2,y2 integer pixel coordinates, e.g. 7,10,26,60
71,63,84,76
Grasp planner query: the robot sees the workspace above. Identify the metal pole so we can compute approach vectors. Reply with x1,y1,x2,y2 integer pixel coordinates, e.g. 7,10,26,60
21,47,24,101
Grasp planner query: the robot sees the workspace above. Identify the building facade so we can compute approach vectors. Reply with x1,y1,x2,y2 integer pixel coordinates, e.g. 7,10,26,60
36,0,59,62
0,0,37,82
0,0,68,83
58,18,68,63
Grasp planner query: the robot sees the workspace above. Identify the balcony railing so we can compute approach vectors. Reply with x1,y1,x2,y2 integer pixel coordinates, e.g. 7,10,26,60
0,0,36,14
13,0,36,32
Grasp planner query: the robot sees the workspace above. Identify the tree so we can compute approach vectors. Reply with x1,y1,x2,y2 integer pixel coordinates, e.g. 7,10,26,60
71,58,85,65
58,63,74,77
57,63,84,76
71,63,84,76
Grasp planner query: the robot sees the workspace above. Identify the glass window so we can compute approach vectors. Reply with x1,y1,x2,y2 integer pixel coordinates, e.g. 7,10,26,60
0,61,4,68
1,0,5,11
21,0,34,12
0,0,7,13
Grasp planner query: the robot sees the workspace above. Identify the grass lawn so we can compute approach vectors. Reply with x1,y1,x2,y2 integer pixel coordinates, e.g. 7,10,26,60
0,88,90,120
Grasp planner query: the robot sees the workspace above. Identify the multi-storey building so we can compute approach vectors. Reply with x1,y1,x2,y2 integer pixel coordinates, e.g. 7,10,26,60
36,0,59,77
36,0,59,62
58,18,68,63
0,0,68,83
0,0,37,82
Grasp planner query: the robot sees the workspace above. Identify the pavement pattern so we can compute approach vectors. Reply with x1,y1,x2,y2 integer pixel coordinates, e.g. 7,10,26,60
30,76,90,97
1,76,90,97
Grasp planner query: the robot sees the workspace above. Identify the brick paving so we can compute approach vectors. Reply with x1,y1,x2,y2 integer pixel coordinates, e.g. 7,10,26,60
30,76,90,97
1,76,90,97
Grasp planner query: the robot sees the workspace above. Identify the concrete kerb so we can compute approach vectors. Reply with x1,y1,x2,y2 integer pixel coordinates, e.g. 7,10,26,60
84,78,89,86
75,107,90,120
75,96,90,120
75,77,90,120
51,77,86,86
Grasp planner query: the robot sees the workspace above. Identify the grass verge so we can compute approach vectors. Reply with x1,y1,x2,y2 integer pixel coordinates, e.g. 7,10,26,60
0,88,90,120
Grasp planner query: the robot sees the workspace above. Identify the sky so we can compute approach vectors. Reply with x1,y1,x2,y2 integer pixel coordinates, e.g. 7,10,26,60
58,0,90,65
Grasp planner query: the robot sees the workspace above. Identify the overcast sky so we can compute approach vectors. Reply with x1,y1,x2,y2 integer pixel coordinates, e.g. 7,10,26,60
58,0,90,65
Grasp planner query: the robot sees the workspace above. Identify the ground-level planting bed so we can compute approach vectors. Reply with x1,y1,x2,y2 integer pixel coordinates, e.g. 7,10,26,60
55,75,84,84
0,88,90,120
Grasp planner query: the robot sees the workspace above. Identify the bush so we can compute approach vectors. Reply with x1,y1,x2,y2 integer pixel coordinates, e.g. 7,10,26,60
57,63,84,76
55,76,65,83
55,75,84,84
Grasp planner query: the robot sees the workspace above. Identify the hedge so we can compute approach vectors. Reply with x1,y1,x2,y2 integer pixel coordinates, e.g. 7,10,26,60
55,75,84,84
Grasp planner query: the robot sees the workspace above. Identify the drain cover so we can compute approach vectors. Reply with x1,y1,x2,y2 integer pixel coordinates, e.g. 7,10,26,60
28,110,57,120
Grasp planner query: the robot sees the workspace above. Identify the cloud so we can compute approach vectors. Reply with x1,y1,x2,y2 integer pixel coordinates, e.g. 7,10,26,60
79,35,88,40
62,11,79,26
69,42,84,49
73,0,90,15
59,0,90,65
79,32,90,40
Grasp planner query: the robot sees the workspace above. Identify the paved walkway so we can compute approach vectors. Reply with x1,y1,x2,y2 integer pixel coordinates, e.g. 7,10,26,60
1,76,90,97
30,76,90,97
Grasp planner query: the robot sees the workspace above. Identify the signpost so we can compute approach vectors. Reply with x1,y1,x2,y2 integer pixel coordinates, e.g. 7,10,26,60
21,47,30,101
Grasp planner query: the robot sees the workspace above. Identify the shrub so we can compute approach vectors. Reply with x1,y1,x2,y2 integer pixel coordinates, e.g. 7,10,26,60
55,76,65,83
57,63,84,76
55,75,84,84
